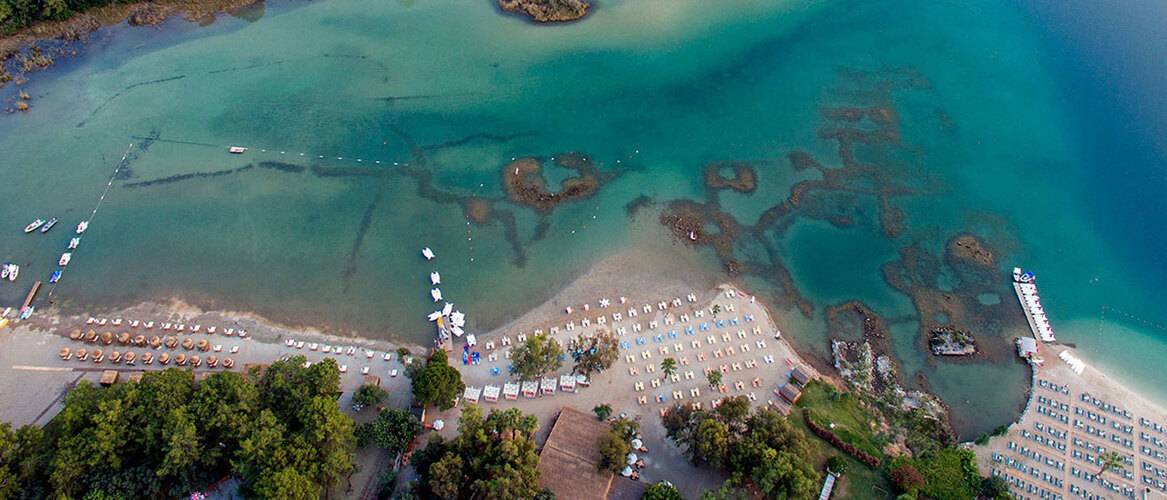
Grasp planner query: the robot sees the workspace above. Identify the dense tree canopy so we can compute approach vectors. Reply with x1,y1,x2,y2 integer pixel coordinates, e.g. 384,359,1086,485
662,397,820,499
356,408,421,454
598,419,638,473
412,406,541,500
409,350,465,410
352,382,389,411
642,480,683,500
568,331,619,377
0,356,355,499
511,332,563,379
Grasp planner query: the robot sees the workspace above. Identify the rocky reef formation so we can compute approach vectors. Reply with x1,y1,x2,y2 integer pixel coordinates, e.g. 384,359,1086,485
497,0,589,23
928,326,976,356
503,153,602,213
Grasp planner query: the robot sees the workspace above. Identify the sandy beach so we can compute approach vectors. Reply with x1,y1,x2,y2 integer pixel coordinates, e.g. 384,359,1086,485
975,344,1167,499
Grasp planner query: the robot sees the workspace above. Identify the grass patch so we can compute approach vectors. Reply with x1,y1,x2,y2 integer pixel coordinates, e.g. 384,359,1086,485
790,381,893,499
796,380,887,460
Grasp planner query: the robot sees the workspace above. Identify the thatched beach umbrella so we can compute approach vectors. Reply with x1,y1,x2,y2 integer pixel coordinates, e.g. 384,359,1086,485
101,331,114,345
69,329,82,341
142,352,154,365
91,349,104,363
117,332,131,345
206,355,218,368
110,351,122,364
222,357,235,369
58,347,71,360
150,336,162,349
124,351,136,365
86,330,98,343
197,339,210,352
159,352,171,365
134,335,146,347
175,353,188,366
190,355,202,367
76,348,88,361
165,336,179,349
181,338,195,351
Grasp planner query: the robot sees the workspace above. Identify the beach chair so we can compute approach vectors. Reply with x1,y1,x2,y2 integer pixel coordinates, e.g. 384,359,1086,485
633,323,642,333
731,362,742,372
646,364,655,373
674,343,684,353
725,304,735,312
700,322,710,332
744,313,755,322
638,395,648,405
658,346,670,355
672,298,683,307
680,314,690,323
685,370,695,380
714,349,724,359
722,332,732,343
685,326,695,335
596,316,606,325
629,367,639,376
730,317,739,326
516,333,527,342
694,310,705,319
680,356,689,366
649,320,659,329
747,392,757,402
673,390,684,401
656,393,666,403
720,364,729,373
687,293,698,303
625,354,636,363
711,398,722,408
691,402,702,410
668,330,678,339
620,341,631,350
653,333,663,343
753,327,763,336
501,336,512,346
763,355,774,364
665,315,676,326
646,304,656,314
641,349,652,359
707,335,717,345
757,340,767,349
690,388,701,398
725,346,736,356
752,377,762,387
613,313,622,322
691,340,702,349
734,381,745,391
697,352,707,362
670,373,680,383
741,343,750,353
651,378,661,388
737,330,747,339
635,336,646,346
635,381,645,391
618,327,628,336
627,308,637,318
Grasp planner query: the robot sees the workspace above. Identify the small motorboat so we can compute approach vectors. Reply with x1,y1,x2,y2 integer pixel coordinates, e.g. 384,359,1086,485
75,221,88,234
68,237,80,249
1,264,9,280
7,265,17,282
422,247,435,260
40,217,59,233
228,146,248,154
430,272,441,285
59,253,72,266
431,288,443,302
24,219,45,233
49,270,62,283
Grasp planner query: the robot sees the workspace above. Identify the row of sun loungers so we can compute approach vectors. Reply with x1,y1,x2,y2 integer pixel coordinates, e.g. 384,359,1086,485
58,347,235,368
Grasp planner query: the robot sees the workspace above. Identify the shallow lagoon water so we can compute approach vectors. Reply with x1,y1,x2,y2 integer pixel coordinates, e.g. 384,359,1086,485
1,0,1165,437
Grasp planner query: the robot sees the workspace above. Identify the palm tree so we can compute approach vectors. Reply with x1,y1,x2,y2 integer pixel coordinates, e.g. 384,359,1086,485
660,357,678,381
706,370,723,389
711,304,722,317
1098,451,1124,477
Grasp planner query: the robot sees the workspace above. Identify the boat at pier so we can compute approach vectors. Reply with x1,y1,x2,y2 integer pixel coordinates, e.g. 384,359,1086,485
5,264,18,282
59,253,72,266
1012,267,1056,343
40,217,58,233
68,237,80,249
76,221,89,234
23,219,44,233
228,146,248,154
49,270,61,283
431,272,441,285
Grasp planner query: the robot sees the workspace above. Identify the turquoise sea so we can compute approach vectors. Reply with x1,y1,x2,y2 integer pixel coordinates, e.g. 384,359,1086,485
1,0,1165,438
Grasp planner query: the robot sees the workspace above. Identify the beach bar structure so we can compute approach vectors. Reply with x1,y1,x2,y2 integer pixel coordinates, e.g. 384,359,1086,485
503,382,520,400
99,370,119,386
778,384,802,404
791,366,812,387
536,407,614,500
463,386,481,404
540,377,557,395
559,374,577,393
483,385,500,403
522,380,539,398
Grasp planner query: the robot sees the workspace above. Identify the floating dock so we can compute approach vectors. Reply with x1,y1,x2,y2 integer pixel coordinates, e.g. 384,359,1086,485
1012,267,1056,343
22,281,41,310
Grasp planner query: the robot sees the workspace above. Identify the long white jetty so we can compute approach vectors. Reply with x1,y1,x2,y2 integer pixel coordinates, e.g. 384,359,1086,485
1013,267,1056,343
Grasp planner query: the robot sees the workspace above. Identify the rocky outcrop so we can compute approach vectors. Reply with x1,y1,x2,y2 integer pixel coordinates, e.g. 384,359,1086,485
497,0,589,23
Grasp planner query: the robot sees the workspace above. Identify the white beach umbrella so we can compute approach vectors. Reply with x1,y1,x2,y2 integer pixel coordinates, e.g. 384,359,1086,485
433,419,445,430
626,453,638,465
631,438,643,449
621,466,633,477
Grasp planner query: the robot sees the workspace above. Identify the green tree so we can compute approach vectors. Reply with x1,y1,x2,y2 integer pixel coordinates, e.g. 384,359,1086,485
598,426,632,473
642,481,682,500
357,408,421,454
660,357,678,380
254,466,320,500
410,350,465,410
980,475,1011,500
568,332,620,377
593,403,613,421
706,370,723,389
428,453,464,499
889,461,924,495
511,333,563,379
826,455,847,475
353,382,390,410
1098,450,1124,476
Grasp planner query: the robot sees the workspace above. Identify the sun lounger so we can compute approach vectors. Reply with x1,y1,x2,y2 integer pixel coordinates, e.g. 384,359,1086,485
629,367,639,376
638,396,648,405
646,364,655,373
680,314,690,323
731,362,742,371
737,330,747,339
651,378,661,388
658,346,669,355
674,343,684,352
635,381,645,391
697,352,706,362
690,388,701,398
734,381,745,391
685,370,695,380
673,390,684,400
725,347,736,356
744,313,754,322
714,349,724,359
680,356,689,366
649,320,659,329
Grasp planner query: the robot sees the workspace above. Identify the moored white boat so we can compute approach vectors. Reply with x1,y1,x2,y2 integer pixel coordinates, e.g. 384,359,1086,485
40,217,58,233
24,219,45,233
422,247,435,260
430,272,441,285
75,221,89,234
49,270,61,283
228,146,248,154
7,264,17,282
431,288,443,302
59,253,72,266
68,237,80,249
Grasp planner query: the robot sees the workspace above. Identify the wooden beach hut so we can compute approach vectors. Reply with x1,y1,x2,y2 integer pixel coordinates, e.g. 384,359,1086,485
791,367,811,387
778,384,801,404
